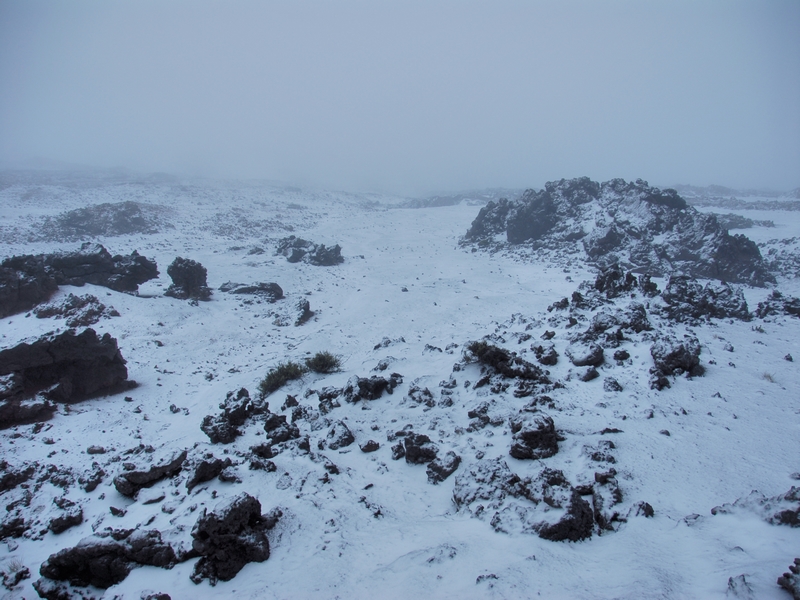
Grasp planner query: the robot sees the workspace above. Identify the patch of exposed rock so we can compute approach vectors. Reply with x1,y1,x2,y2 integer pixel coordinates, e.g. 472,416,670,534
37,201,165,241
201,388,269,444
755,291,800,319
508,412,559,459
711,486,799,527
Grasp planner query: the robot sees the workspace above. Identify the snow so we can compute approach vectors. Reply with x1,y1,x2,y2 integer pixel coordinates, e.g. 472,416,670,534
1,173,798,599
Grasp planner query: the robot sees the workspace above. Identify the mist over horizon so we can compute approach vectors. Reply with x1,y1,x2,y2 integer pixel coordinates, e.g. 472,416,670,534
1,1,798,196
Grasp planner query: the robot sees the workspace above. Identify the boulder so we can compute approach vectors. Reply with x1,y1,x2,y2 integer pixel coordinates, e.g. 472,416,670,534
509,413,559,460
33,294,120,328
342,374,403,402
164,257,211,300
565,342,604,367
185,455,233,492
190,493,275,585
660,275,750,322
755,291,800,319
427,451,461,484
404,433,439,465
326,420,355,450
37,528,176,589
650,334,703,387
778,558,800,600
0,328,130,405
201,388,268,444
218,281,283,303
113,449,187,498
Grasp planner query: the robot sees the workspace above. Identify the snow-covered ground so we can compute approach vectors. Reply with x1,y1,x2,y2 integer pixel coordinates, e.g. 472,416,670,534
1,173,798,599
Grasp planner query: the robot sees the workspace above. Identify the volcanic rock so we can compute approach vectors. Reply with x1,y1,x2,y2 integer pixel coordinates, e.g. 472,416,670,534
0,328,130,406
113,449,187,498
164,257,211,300
509,413,559,459
276,236,344,266
190,493,274,585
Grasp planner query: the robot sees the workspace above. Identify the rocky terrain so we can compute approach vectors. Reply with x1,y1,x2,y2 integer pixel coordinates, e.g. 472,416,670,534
0,170,798,599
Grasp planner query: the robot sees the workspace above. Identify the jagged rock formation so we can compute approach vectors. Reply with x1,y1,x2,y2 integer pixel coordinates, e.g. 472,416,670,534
201,388,269,444
755,291,800,319
164,257,211,300
659,276,750,322
778,558,800,600
0,243,158,317
463,177,773,286
190,493,278,585
649,334,703,390
0,328,131,412
276,236,344,266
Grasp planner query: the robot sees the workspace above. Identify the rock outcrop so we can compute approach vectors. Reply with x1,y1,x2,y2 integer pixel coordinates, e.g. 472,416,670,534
463,177,773,286
0,243,158,317
276,236,344,266
190,493,278,585
0,328,131,408
164,257,211,300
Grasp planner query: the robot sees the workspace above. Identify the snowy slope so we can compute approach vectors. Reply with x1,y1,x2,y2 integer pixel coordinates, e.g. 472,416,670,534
0,172,798,599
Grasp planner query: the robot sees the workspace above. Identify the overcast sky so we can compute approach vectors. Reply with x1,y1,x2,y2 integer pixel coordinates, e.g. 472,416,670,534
0,1,798,195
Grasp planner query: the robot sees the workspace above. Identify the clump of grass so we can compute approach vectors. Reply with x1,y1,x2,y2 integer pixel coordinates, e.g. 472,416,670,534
258,361,306,397
762,372,776,383
305,351,342,374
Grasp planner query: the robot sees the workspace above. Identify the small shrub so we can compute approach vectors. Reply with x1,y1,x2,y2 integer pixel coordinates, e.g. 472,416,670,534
258,361,306,397
464,340,492,362
305,351,342,374
762,372,776,383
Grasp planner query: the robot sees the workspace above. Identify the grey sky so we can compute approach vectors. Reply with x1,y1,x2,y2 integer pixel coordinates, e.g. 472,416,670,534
1,0,798,194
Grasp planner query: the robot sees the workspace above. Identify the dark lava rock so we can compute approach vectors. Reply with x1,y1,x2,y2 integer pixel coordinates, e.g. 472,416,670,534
566,342,604,367
427,451,461,484
0,461,36,493
463,177,773,286
190,493,275,585
0,398,56,429
78,463,105,493
466,342,550,382
538,490,594,542
0,328,130,406
186,455,233,492
294,298,313,325
37,528,176,589
113,449,187,498
603,377,623,392
264,412,300,445
532,344,558,366
201,388,268,444
391,443,405,460
509,413,558,460
218,281,283,303
580,367,600,382
343,373,403,402
276,236,344,266
404,433,438,465
755,290,800,319
660,275,750,323
778,558,800,600
33,293,119,328
650,334,704,389
0,243,158,319
0,263,58,319
613,349,630,361
164,257,211,300
49,504,83,534
360,440,380,453
326,420,355,450
589,302,651,336
593,264,659,299
406,384,435,407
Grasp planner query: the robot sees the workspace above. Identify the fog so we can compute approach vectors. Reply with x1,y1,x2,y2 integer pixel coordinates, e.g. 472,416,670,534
1,0,798,195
